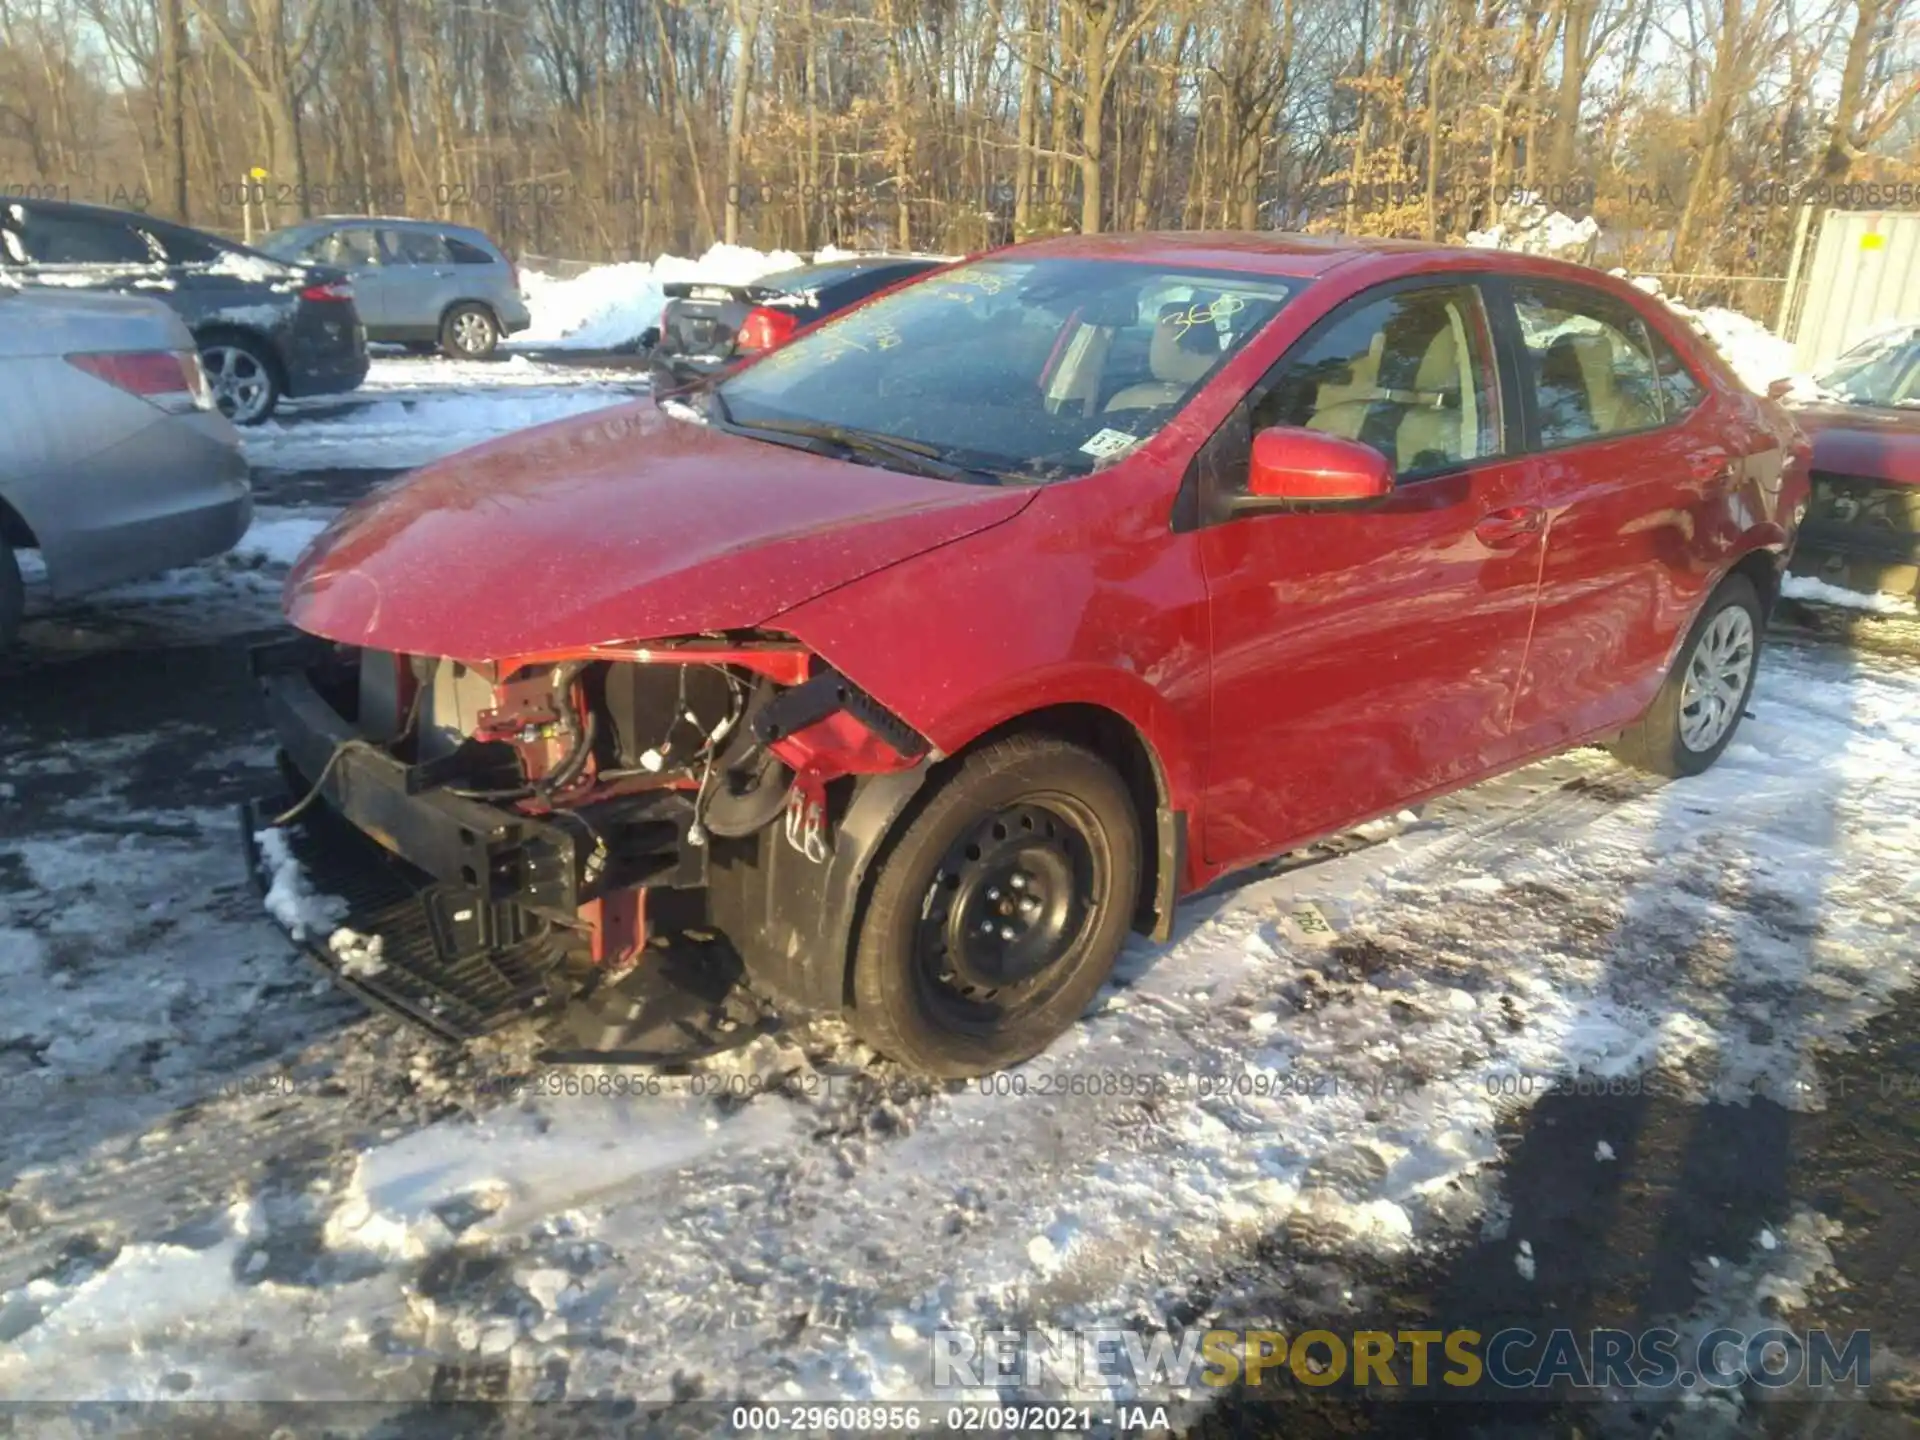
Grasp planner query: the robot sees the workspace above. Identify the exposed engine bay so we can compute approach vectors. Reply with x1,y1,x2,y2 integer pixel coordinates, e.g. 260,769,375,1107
248,632,933,1058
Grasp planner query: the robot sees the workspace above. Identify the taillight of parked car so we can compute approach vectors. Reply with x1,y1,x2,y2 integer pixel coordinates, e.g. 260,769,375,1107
736,305,801,354
299,280,354,303
66,350,215,415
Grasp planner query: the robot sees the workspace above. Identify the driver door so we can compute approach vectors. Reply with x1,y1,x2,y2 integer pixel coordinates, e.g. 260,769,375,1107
1196,278,1546,868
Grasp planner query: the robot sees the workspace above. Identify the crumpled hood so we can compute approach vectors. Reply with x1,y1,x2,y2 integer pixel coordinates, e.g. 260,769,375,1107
285,400,1035,659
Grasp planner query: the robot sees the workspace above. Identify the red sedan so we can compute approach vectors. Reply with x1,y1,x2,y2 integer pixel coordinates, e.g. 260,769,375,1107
254,232,1810,1076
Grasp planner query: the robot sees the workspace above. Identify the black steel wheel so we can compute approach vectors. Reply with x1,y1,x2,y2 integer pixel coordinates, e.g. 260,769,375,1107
849,735,1140,1077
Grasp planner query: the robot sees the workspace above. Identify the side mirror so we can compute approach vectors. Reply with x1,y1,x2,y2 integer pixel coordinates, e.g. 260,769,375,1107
1243,425,1394,507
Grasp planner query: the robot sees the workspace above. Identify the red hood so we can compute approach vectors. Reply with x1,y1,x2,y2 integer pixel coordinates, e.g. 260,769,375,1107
1789,400,1920,487
285,401,1035,659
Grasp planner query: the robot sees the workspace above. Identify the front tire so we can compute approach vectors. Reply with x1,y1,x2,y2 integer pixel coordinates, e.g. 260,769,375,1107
849,735,1141,1078
1609,574,1763,777
440,303,499,359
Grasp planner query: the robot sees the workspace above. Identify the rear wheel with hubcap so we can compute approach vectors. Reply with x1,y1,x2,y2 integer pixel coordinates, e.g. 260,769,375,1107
849,735,1141,1078
198,335,280,424
1609,573,1763,777
440,303,499,359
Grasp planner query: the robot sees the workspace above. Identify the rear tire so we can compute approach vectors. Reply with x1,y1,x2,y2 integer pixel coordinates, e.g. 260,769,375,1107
440,303,499,359
848,735,1141,1078
198,333,280,424
0,548,22,648
1608,574,1763,777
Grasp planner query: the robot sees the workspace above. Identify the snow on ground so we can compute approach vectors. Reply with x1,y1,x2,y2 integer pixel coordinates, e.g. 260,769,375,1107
515,243,806,349
1782,573,1920,616
2,637,1916,1409
245,357,645,470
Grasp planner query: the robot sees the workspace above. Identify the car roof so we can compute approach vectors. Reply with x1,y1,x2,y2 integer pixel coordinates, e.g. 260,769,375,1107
310,214,499,242
4,197,200,234
1000,229,1608,283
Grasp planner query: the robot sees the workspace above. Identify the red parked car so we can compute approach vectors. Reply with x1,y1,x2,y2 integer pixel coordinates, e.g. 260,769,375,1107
1781,323,1920,600
252,233,1810,1076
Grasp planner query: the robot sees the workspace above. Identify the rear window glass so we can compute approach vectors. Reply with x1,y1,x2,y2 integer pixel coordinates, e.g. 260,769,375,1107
149,225,224,264
13,211,155,265
754,261,888,295
383,229,450,265
446,237,498,265
1650,329,1707,416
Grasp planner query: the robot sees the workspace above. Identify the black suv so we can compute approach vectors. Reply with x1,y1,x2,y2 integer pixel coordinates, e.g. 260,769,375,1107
0,199,369,423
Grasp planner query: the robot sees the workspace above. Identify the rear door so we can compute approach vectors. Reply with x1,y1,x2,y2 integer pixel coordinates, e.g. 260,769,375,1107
378,228,457,337
306,225,389,327
1495,279,1733,745
1198,277,1547,866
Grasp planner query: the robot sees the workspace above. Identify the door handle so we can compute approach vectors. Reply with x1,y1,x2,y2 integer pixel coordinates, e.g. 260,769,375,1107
1475,506,1545,549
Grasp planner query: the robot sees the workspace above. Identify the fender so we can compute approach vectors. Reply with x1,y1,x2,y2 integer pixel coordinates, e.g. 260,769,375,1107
707,762,933,1016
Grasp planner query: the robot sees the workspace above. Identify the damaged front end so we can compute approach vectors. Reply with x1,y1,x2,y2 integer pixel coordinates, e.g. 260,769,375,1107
245,631,932,1060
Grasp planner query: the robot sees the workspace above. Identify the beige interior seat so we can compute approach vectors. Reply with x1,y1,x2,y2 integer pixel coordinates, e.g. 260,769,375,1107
1104,303,1222,412
1303,331,1386,440
1394,324,1470,470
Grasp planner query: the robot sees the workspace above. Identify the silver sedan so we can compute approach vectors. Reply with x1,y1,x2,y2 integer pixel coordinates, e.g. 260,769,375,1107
0,285,251,644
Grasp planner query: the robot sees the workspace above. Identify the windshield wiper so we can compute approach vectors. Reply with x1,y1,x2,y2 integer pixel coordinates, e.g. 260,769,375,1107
721,415,995,484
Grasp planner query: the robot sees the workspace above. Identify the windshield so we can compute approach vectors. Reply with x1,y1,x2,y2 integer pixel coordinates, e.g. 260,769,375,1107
714,257,1297,482
1815,325,1920,407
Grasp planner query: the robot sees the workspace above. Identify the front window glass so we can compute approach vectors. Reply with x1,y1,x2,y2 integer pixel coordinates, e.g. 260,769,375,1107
1251,283,1501,476
1815,327,1920,407
714,258,1296,483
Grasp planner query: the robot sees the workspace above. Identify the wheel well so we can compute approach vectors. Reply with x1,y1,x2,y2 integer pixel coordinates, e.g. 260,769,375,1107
1727,549,1781,617
0,495,38,550
963,703,1175,937
194,325,287,393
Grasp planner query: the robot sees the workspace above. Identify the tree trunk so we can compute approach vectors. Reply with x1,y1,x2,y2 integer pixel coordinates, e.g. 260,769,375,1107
724,0,764,244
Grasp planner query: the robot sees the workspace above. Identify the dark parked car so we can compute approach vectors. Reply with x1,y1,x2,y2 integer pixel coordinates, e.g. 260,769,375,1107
253,233,1807,1077
650,255,946,387
255,217,531,359
0,199,368,423
1782,323,1920,600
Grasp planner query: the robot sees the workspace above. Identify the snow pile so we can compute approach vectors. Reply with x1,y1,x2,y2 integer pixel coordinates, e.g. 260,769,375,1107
1625,275,1799,394
1464,201,1804,395
516,243,805,349
1465,197,1599,258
